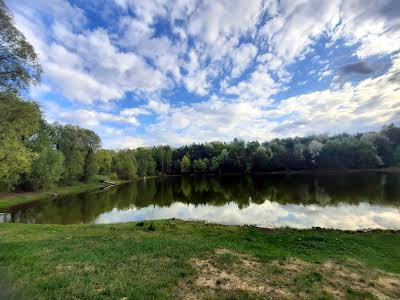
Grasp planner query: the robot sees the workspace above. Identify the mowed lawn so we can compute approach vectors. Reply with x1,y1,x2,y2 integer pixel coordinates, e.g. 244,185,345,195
1,220,400,299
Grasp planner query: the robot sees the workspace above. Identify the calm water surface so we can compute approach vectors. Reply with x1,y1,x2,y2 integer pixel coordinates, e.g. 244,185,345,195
2,173,400,230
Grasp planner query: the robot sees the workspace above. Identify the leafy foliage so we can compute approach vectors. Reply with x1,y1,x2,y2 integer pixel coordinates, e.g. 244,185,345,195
0,92,41,190
180,155,191,173
27,149,64,190
135,148,157,177
0,0,41,92
96,150,113,175
112,150,137,180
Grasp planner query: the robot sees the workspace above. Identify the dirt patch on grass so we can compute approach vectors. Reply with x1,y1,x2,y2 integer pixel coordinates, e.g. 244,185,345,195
177,249,400,299
55,263,96,274
321,260,400,299
0,192,34,200
192,258,268,294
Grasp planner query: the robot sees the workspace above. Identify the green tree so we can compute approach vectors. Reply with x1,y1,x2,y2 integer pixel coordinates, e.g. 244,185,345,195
251,146,271,171
362,133,392,166
383,124,400,145
83,150,98,181
112,150,137,180
0,92,41,190
96,150,113,175
193,158,208,173
215,149,230,173
154,146,172,173
180,155,191,173
0,92,41,138
28,121,58,152
28,149,64,190
0,135,37,191
63,148,85,182
136,148,157,177
0,0,42,92
318,138,379,169
56,125,100,182
228,138,246,172
210,156,221,173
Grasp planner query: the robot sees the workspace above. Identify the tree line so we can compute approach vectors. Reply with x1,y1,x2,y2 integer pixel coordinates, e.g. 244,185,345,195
1,91,400,193
1,0,400,193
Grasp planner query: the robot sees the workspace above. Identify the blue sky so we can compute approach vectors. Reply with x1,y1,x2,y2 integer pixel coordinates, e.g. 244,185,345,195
7,0,400,149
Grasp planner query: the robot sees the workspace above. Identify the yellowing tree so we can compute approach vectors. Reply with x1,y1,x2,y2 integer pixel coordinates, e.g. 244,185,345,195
180,155,191,173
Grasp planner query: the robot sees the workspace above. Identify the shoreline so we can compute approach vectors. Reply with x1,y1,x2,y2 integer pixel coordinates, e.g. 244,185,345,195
1,167,399,211
0,180,130,212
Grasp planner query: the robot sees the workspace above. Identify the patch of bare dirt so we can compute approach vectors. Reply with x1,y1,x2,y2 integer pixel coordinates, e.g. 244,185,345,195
0,192,33,200
322,260,400,299
55,263,96,274
177,249,400,299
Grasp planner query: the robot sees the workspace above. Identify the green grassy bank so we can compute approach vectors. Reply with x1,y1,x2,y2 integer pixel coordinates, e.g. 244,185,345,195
1,220,399,299
0,179,130,212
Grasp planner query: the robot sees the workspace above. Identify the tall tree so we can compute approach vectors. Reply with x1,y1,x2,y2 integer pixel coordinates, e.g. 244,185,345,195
0,0,42,92
83,150,98,181
28,149,64,190
136,148,157,177
180,155,191,173
0,92,41,190
56,125,100,182
251,146,271,172
96,150,113,175
112,150,137,180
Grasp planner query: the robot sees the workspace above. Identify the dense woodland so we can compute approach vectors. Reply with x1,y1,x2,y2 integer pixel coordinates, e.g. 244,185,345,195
2,91,400,192
1,0,400,193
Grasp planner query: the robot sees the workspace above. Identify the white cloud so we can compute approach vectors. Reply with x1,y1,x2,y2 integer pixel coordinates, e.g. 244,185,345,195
230,43,258,78
187,0,262,47
43,102,147,128
7,0,400,148
45,62,123,103
146,99,170,115
120,107,151,117
269,55,400,136
139,54,400,146
10,2,167,104
225,66,280,102
336,0,400,58
261,0,341,63
103,136,147,149
144,95,276,145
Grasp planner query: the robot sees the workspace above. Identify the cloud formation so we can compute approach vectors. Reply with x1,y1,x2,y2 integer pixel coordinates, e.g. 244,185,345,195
340,61,374,75
7,0,400,148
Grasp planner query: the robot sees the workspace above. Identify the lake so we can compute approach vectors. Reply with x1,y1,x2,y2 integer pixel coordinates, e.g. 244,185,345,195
1,172,400,230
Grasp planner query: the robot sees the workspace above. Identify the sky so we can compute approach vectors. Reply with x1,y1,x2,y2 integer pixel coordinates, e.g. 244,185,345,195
7,0,400,149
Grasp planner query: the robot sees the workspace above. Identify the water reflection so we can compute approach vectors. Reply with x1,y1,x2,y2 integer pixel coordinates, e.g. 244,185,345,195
3,173,400,230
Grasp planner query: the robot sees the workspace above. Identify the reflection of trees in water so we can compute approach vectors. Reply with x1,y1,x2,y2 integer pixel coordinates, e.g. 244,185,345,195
130,174,400,208
7,173,400,224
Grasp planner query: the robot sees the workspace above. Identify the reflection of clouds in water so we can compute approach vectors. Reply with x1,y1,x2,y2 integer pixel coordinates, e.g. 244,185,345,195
94,201,400,230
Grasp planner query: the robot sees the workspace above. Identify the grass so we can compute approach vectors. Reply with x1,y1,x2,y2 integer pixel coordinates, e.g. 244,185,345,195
0,178,129,212
1,220,400,299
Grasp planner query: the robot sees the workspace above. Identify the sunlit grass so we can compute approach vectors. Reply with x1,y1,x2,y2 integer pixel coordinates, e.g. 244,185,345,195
1,220,399,299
